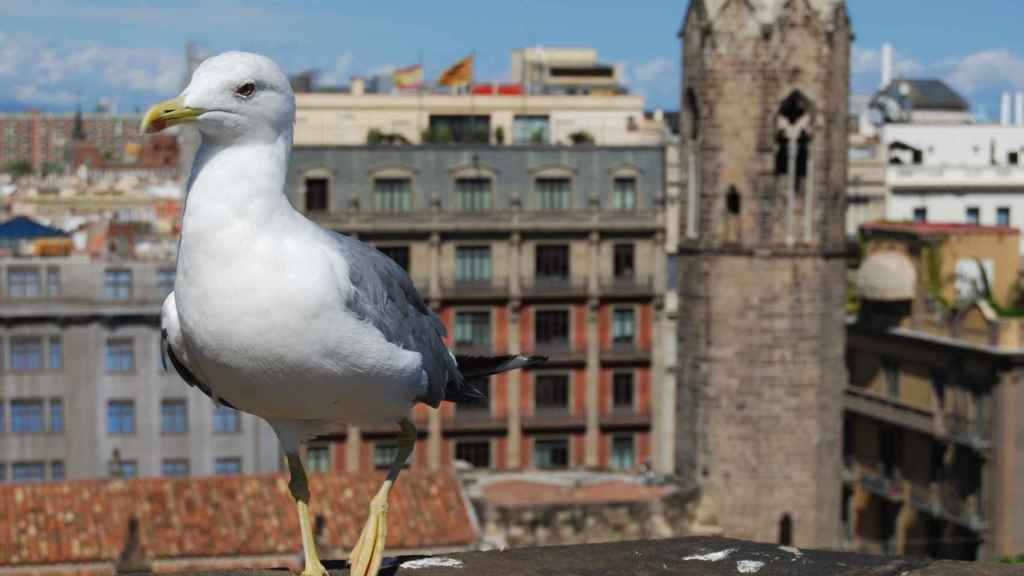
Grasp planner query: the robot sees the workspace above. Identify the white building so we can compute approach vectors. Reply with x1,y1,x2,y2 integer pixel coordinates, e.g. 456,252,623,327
854,46,1024,251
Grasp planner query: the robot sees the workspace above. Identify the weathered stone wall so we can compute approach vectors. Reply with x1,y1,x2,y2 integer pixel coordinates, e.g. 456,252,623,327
676,0,851,549
474,488,702,549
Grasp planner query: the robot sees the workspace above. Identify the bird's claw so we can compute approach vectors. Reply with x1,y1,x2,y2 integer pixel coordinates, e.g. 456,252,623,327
300,561,329,576
348,504,388,576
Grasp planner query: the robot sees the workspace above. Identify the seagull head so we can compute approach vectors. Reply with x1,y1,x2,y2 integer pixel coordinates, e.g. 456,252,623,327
141,51,294,144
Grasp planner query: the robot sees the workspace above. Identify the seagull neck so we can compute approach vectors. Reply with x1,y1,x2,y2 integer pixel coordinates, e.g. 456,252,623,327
185,132,295,227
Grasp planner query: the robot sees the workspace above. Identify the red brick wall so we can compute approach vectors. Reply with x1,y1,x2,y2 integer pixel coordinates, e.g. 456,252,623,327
573,304,587,351
521,371,531,416
495,373,508,418
599,433,611,468
598,305,611,348
496,437,508,469
572,435,584,467
521,436,531,468
360,441,371,471
520,305,532,351
439,306,453,346
638,368,651,416
573,368,586,417
495,306,508,353
638,432,651,467
442,438,453,468
332,440,347,473
639,303,652,349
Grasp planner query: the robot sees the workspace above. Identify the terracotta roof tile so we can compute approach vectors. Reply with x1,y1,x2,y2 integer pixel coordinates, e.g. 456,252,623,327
0,471,475,568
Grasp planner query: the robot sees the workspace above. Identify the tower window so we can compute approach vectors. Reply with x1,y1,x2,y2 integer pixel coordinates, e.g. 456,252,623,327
726,187,741,215
775,91,813,177
684,89,700,141
778,513,793,546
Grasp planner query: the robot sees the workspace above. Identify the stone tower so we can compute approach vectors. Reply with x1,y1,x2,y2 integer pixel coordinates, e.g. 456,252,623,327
676,0,850,548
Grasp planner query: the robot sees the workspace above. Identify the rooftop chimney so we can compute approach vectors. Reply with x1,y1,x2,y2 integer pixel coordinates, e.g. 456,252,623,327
881,43,893,88
351,76,365,96
1001,92,1012,125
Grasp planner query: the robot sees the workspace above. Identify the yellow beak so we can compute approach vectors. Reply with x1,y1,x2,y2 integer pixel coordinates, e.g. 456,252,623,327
140,97,205,134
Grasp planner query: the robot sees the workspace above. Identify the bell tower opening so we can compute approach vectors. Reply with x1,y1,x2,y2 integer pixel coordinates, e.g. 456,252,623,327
774,90,815,245
684,88,701,239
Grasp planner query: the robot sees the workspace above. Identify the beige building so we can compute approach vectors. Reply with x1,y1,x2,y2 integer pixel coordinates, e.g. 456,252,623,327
294,92,666,148
847,133,889,237
0,256,279,481
846,222,1024,561
510,47,623,95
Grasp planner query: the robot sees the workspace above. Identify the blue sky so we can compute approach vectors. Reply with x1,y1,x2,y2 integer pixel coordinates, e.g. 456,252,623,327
1,1,1023,118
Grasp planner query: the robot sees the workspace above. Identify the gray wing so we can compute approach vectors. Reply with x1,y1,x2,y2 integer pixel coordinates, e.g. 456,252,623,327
330,231,462,407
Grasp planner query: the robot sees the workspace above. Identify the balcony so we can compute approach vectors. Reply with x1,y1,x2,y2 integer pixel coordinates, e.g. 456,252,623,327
441,278,509,301
522,276,588,299
600,340,651,364
445,405,506,434
523,407,584,432
600,407,650,430
599,275,655,298
843,388,937,438
939,484,987,531
531,340,586,364
946,414,992,451
451,342,493,357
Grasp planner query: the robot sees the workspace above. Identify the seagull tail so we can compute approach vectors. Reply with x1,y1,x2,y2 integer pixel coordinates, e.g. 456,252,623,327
445,354,548,403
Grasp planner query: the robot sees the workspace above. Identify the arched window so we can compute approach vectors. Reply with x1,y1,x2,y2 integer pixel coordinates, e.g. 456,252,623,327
775,91,813,177
774,90,815,246
726,186,741,215
684,88,701,239
684,89,700,141
778,513,793,546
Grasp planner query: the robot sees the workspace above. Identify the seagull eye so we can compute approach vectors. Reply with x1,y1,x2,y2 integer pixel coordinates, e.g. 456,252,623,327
234,82,256,98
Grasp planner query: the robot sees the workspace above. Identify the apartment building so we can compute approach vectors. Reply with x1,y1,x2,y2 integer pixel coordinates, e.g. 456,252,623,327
846,222,1024,560
0,256,279,481
286,143,670,475
0,112,144,173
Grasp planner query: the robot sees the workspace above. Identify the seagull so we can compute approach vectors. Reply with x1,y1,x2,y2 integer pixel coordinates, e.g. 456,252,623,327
142,51,545,576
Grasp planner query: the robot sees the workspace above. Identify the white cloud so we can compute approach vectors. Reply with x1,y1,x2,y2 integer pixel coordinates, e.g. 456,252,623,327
319,52,355,85
624,56,676,108
634,57,673,85
942,49,1024,95
0,33,183,109
850,45,922,85
14,84,77,106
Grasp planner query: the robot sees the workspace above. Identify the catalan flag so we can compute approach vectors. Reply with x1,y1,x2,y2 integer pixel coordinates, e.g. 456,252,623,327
438,55,473,87
392,64,424,90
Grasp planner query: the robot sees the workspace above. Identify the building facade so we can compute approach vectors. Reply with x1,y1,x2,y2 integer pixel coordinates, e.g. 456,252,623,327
847,222,1024,560
676,0,850,548
0,112,144,174
286,144,670,474
0,257,279,481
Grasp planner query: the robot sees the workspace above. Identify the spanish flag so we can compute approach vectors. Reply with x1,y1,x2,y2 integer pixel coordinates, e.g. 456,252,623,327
392,65,424,90
438,55,473,87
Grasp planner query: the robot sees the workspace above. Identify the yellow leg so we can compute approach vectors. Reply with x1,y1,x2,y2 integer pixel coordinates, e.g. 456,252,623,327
287,452,327,576
348,418,416,576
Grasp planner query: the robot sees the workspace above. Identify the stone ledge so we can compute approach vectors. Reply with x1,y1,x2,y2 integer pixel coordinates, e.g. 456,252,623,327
158,537,1020,576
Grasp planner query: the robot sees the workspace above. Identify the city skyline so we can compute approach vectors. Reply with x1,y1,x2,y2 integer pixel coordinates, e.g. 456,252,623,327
0,1,1022,115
